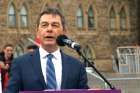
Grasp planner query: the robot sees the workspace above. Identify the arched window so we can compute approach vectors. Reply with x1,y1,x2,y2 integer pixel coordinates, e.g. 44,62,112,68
88,6,94,30
57,4,63,13
120,7,127,31
20,5,28,28
109,7,116,31
76,5,84,29
8,3,16,27
43,4,48,11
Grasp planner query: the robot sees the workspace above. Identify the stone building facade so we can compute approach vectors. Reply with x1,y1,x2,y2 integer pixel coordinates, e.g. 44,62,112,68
0,0,138,72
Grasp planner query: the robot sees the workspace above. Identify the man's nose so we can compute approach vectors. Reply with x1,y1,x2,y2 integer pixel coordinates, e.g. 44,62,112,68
46,24,53,32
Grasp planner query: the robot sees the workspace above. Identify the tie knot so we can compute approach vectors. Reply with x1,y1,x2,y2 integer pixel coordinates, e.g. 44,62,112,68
47,54,53,59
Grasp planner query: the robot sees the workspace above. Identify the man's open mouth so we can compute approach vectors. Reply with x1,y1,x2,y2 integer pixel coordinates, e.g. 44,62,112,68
45,36,54,39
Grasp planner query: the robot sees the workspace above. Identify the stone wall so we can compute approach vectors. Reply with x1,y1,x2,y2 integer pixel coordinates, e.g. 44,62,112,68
0,0,138,71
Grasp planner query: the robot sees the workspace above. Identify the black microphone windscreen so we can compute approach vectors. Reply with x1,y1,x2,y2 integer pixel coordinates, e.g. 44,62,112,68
56,35,68,46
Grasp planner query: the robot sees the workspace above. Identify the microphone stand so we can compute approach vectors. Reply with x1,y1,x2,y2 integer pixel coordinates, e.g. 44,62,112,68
76,49,116,90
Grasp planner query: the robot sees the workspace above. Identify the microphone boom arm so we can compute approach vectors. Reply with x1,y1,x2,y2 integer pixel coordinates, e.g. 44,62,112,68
76,49,116,90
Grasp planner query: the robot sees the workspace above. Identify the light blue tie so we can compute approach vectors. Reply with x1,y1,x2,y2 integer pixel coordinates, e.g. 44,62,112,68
46,54,57,89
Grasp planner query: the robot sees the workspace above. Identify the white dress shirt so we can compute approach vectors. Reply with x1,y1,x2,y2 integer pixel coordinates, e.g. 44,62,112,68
39,47,62,90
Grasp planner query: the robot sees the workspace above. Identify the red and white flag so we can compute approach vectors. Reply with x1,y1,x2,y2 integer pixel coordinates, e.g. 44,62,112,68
28,36,41,47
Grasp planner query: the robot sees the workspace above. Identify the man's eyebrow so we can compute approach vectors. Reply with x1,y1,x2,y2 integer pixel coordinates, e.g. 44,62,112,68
52,22,60,24
40,21,47,24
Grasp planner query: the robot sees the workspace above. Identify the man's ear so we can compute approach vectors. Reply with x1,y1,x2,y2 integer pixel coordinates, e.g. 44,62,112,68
62,26,68,36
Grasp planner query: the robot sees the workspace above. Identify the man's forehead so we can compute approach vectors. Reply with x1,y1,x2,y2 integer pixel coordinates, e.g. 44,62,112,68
5,46,13,49
40,14,62,24
41,14,61,20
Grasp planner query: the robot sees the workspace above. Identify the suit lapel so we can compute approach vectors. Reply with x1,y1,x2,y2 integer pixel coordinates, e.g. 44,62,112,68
61,52,70,89
30,49,47,89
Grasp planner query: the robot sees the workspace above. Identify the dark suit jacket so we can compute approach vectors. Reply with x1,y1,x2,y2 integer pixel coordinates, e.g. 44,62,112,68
4,49,89,93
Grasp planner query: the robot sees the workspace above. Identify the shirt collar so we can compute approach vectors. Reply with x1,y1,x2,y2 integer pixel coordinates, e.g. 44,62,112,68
39,47,61,59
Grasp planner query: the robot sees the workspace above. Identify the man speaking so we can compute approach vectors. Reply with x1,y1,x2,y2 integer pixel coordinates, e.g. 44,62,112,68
4,7,89,93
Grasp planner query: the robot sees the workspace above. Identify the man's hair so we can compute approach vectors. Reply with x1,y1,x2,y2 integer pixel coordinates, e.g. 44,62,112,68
3,44,13,49
37,7,66,31
27,44,38,50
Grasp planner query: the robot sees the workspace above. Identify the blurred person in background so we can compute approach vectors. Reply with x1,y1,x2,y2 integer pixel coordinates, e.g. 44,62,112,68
0,44,14,90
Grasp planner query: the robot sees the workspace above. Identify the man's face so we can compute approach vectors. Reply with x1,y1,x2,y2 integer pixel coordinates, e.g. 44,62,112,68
4,46,13,58
37,14,64,48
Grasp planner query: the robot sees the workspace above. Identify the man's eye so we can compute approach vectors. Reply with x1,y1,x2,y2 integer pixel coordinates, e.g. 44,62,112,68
42,23,47,26
52,24,59,28
41,23,47,27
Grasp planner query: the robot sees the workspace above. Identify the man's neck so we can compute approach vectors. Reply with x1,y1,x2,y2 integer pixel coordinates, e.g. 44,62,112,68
42,45,59,53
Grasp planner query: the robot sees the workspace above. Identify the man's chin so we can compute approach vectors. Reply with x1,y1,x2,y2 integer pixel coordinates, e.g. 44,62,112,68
44,43,56,47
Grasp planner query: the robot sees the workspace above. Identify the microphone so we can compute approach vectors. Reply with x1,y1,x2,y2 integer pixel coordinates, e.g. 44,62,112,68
56,35,81,51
